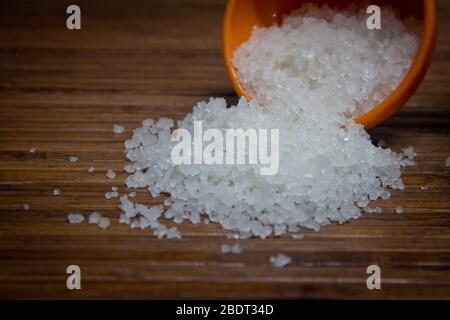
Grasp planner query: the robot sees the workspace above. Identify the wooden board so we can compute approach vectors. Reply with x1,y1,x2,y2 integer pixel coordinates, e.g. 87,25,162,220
0,0,449,299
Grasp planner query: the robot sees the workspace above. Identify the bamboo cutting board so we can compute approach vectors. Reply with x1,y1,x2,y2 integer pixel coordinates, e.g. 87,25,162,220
0,0,449,299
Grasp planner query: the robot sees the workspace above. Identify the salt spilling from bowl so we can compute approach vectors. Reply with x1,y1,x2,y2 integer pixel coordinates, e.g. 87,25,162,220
122,4,419,239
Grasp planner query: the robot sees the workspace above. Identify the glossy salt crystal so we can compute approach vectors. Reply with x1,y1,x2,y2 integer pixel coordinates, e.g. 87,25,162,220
270,254,292,268
113,124,125,134
98,217,110,229
67,213,84,224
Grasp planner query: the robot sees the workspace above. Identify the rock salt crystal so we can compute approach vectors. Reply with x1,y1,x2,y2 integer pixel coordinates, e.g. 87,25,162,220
67,213,84,224
270,254,292,268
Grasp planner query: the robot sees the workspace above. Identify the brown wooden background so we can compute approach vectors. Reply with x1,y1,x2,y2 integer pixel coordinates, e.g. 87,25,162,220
0,0,449,299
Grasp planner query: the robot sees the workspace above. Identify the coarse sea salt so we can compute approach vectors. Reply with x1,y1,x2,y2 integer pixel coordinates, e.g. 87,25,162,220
395,206,404,214
67,213,84,224
53,188,61,196
113,124,125,134
98,217,111,230
106,169,116,179
121,4,420,239
68,155,78,162
88,212,102,224
221,243,242,254
270,254,292,268
445,157,450,167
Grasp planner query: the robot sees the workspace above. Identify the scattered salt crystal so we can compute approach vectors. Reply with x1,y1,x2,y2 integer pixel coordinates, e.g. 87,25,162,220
22,203,30,210
53,188,61,196
445,157,450,167
395,207,404,214
420,185,428,190
403,146,417,160
113,124,125,134
68,156,78,162
29,147,36,153
88,212,102,224
270,254,292,268
106,169,116,179
67,213,84,224
88,166,95,173
105,188,119,199
128,191,136,198
98,217,110,229
221,243,241,254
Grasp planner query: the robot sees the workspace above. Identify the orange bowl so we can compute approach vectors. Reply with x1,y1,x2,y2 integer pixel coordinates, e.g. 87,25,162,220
222,0,437,128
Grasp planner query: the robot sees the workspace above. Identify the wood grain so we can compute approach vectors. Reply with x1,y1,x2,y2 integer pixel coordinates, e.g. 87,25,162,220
0,0,449,299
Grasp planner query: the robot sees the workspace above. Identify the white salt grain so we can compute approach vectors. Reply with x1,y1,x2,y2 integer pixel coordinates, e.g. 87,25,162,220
68,156,78,162
53,188,61,196
270,254,292,268
88,212,102,224
445,157,450,167
22,203,30,210
395,207,404,214
221,243,241,254
420,185,428,190
106,169,116,179
98,217,111,229
29,147,36,153
88,166,95,173
67,213,84,224
113,124,125,134
128,191,136,198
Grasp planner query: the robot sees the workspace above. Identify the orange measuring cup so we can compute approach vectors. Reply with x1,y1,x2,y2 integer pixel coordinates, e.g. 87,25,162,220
222,0,437,128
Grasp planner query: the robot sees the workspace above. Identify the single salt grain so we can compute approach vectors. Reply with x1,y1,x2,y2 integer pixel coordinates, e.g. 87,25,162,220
106,169,116,179
88,166,95,173
105,192,117,199
98,217,110,229
395,207,404,214
221,243,241,254
403,146,417,160
67,213,84,224
88,212,102,224
53,188,61,196
128,191,136,198
270,254,292,268
29,147,36,153
113,124,125,134
68,156,78,162
420,185,428,190
22,203,30,210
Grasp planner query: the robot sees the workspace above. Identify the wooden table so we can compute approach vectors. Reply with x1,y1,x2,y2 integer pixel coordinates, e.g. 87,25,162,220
0,0,449,299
